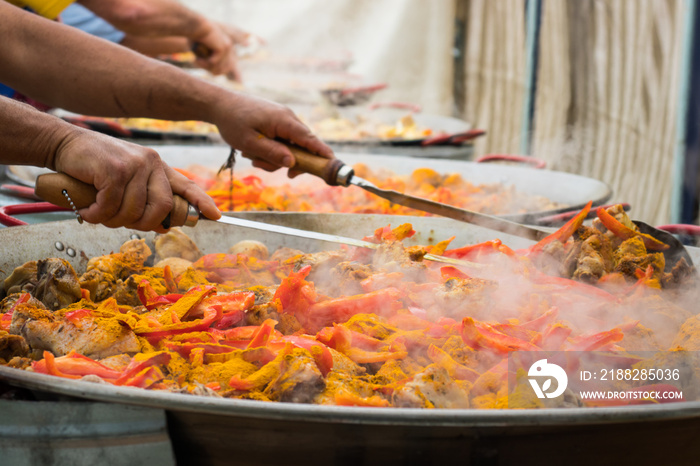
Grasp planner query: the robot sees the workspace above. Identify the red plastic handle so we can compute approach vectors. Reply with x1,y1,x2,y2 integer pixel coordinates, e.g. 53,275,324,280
421,129,486,146
475,154,547,169
0,202,71,227
656,224,700,237
367,102,422,113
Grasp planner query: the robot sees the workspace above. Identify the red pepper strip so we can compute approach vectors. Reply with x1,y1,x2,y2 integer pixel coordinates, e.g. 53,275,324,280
214,325,263,341
319,324,407,364
273,265,317,316
121,366,166,388
0,293,31,331
134,287,219,341
596,207,669,251
163,265,178,293
334,391,391,407
582,384,684,407
317,325,385,352
137,280,183,310
530,271,618,302
359,272,405,292
440,266,471,280
489,322,538,342
427,344,480,382
33,351,122,381
540,324,572,350
64,309,92,327
443,240,504,260
115,352,172,385
80,288,91,300
278,335,334,376
529,200,593,254
192,253,241,271
246,319,277,349
461,317,540,353
162,340,240,358
208,292,255,329
520,306,559,332
304,288,404,334
568,328,624,351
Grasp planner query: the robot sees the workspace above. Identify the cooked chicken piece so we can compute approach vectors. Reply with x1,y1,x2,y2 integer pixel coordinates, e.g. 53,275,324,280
670,315,700,350
154,228,202,262
393,365,470,408
228,240,269,260
154,257,193,278
662,257,698,288
87,239,151,280
573,233,614,283
324,261,375,296
433,277,497,320
270,247,304,263
9,304,54,335
314,371,380,405
21,315,140,359
620,322,661,351
614,238,664,281
372,241,427,278
0,330,30,362
0,293,46,314
34,259,82,310
4,261,39,297
79,269,116,302
245,301,301,335
264,348,325,403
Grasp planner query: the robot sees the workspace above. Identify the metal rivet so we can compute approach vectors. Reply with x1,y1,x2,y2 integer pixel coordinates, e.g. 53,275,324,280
54,242,65,251
130,234,141,240
66,248,76,257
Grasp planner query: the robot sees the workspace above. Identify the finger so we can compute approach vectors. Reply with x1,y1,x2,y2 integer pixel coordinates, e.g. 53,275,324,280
98,164,151,229
242,137,294,168
165,166,221,221
273,120,334,159
124,167,174,231
250,158,283,172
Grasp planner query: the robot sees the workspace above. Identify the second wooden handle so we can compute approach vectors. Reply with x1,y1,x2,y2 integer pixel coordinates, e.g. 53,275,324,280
286,144,346,186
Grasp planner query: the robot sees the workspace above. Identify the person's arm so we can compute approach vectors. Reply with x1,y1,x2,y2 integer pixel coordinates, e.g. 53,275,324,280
0,2,332,171
77,0,235,76
0,96,220,231
119,34,191,57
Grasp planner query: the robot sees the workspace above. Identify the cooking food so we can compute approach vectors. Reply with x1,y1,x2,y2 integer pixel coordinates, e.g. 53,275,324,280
0,204,697,409
304,113,432,142
110,117,219,135
184,164,564,216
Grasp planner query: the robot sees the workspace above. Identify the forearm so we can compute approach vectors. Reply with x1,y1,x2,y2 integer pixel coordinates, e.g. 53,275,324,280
0,4,225,121
119,35,190,57
78,0,211,41
0,97,73,170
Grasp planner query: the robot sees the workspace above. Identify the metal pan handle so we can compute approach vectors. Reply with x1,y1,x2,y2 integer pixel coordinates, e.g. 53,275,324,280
0,202,71,227
475,154,547,169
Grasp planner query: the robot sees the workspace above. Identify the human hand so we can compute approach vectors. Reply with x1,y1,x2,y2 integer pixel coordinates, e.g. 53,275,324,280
211,93,334,177
52,129,220,232
191,20,237,77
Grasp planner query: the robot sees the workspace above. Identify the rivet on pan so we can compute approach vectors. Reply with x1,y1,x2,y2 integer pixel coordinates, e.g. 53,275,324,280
130,234,141,240
66,248,76,257
54,242,65,251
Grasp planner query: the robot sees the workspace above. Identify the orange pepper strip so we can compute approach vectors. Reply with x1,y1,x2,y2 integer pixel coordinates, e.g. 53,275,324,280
529,200,593,254
596,207,669,251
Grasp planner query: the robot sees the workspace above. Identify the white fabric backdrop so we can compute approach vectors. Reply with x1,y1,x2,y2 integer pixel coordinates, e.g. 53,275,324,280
180,0,456,115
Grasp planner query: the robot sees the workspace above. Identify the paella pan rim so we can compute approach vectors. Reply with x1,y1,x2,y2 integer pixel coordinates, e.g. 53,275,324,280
2,365,699,428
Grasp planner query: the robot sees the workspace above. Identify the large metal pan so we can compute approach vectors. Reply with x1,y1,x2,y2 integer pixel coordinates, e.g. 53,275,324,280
4,145,613,224
0,215,699,466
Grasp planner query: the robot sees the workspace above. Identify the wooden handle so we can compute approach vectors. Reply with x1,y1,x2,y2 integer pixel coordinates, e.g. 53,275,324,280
34,172,194,228
286,144,347,186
